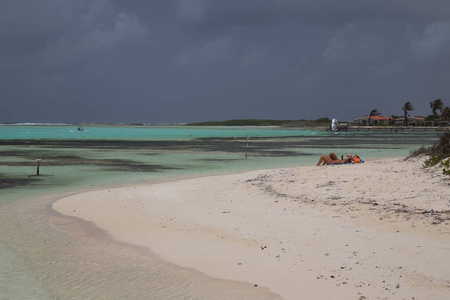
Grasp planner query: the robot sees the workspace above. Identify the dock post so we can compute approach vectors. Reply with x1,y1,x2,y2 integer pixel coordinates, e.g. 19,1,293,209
36,159,41,175
245,135,249,159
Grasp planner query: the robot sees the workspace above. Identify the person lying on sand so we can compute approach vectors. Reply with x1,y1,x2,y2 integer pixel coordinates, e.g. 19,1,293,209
316,153,353,166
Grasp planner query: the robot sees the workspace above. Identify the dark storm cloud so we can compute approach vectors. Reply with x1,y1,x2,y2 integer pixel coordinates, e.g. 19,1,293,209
1,0,450,124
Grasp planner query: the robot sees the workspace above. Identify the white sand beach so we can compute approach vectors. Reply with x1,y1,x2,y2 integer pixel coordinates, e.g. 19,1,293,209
53,157,450,299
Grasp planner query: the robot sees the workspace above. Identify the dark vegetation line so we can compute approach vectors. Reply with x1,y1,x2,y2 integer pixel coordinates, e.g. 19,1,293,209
186,118,332,126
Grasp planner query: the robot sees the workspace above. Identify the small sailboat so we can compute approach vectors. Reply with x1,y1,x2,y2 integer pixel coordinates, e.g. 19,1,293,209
331,118,339,133
76,118,85,132
326,118,339,134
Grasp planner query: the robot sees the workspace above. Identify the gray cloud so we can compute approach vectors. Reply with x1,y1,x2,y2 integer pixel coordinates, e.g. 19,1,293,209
1,0,450,124
410,20,450,60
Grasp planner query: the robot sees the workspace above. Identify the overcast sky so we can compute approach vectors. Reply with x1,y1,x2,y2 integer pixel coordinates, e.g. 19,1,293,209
2,0,450,124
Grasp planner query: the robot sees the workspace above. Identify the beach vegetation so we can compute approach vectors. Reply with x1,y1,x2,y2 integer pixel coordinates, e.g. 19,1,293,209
430,98,444,117
401,101,414,125
282,118,332,127
314,117,332,123
442,106,450,121
186,118,332,127
409,132,450,176
442,158,450,175
186,119,296,126
425,115,438,122
367,109,381,126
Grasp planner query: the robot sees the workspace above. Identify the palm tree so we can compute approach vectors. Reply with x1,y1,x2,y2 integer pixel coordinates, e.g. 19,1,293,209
430,98,444,117
442,106,450,121
367,109,381,126
402,101,414,126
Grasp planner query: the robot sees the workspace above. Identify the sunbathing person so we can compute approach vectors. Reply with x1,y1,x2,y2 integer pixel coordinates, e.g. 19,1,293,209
328,153,354,160
328,153,339,160
316,153,353,166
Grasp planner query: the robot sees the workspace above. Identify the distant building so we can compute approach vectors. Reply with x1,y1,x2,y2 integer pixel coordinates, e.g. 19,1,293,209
431,118,450,127
394,116,425,126
354,116,391,126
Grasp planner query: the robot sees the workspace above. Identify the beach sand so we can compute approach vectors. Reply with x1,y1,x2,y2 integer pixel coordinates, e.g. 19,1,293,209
53,157,450,299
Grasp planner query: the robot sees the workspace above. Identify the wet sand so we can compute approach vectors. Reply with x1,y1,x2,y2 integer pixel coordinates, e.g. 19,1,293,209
53,157,450,299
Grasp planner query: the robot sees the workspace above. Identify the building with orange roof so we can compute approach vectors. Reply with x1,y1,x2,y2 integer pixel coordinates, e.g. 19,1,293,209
354,115,392,126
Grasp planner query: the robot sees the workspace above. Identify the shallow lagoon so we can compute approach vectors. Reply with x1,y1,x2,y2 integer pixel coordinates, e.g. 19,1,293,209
0,125,442,299
0,125,439,199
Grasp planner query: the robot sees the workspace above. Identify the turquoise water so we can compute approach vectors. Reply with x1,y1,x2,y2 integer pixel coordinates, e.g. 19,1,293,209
0,125,320,140
0,126,439,203
0,125,442,299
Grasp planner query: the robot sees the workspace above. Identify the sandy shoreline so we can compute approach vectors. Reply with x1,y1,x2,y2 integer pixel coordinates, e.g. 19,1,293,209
53,157,450,299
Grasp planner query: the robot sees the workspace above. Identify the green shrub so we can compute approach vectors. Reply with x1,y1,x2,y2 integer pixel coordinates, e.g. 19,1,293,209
406,146,431,159
423,153,449,167
442,158,450,175
410,133,450,176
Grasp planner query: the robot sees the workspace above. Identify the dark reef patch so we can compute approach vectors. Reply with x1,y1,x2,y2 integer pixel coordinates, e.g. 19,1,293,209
0,158,177,173
0,176,41,189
